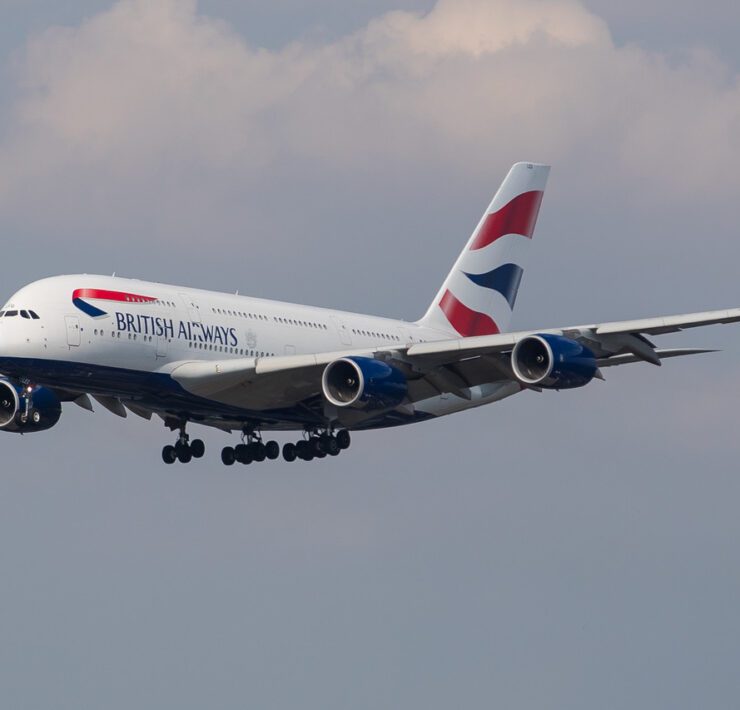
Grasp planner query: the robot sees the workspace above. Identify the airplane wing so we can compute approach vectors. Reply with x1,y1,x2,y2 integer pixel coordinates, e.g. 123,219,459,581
165,307,740,413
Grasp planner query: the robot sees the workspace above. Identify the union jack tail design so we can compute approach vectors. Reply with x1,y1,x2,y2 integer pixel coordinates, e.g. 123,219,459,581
418,162,550,336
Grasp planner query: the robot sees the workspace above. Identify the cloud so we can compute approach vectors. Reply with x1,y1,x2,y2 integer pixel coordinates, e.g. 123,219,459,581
1,0,739,233
1,0,740,330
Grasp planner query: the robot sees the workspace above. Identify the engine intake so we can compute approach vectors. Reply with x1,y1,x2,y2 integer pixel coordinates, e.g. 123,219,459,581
0,379,62,433
511,334,597,389
322,357,407,410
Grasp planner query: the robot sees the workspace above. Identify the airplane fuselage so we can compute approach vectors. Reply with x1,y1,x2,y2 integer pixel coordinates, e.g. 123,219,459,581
0,274,506,432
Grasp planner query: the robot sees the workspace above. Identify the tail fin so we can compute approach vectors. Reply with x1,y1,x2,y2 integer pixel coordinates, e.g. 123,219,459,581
418,162,550,336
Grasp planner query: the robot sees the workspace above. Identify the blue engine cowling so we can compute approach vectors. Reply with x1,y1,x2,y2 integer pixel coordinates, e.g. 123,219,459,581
0,379,62,433
511,334,597,389
322,357,408,410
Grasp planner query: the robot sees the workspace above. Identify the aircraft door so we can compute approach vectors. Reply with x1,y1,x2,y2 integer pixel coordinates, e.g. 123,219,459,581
331,316,352,347
179,293,201,323
156,334,168,358
65,316,80,347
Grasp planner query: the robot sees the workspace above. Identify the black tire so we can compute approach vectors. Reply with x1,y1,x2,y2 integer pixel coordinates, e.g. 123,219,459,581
252,443,266,462
30,408,42,424
317,434,331,454
296,441,311,460
282,443,296,462
312,438,324,456
336,430,351,450
327,437,341,456
235,444,251,464
315,449,327,459
221,446,236,466
162,445,177,464
190,439,205,458
178,446,193,464
265,440,280,460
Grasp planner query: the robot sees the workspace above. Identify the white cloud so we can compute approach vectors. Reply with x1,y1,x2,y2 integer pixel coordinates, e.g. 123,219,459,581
1,0,740,260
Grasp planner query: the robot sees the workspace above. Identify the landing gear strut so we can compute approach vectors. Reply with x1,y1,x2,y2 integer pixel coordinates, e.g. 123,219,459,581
162,421,205,464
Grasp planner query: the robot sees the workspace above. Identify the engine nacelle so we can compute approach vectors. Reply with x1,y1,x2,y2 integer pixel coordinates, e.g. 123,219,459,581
322,357,408,410
511,334,597,390
0,379,62,433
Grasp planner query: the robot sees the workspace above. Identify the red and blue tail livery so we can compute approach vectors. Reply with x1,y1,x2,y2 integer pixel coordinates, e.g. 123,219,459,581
72,288,157,319
419,162,548,337
1,161,738,466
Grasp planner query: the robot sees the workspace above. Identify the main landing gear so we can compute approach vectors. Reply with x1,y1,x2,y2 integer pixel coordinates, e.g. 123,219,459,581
221,430,281,466
220,428,351,466
162,422,205,464
280,429,351,463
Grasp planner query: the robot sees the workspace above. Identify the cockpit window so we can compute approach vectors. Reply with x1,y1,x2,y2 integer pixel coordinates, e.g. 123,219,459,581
4,311,18,317
0,311,4,317
29,311,40,320
20,310,30,319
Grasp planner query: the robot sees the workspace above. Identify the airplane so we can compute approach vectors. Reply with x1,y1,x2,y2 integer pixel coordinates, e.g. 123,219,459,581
1,162,739,465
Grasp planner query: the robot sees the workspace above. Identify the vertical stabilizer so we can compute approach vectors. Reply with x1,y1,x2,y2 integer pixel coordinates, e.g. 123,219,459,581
418,162,550,336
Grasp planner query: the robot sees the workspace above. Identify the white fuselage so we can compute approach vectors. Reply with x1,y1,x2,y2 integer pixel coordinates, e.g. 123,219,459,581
0,275,519,430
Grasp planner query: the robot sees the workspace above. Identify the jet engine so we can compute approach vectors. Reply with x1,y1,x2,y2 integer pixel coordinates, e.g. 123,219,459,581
0,379,62,433
322,357,407,410
511,334,597,389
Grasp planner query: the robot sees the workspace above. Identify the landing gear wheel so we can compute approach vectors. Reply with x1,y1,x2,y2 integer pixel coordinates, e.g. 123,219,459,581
162,445,177,464
312,438,325,456
30,408,41,425
336,430,351,450
265,440,280,460
315,449,327,459
282,443,297,462
190,439,205,459
326,437,341,456
235,444,252,464
221,446,236,466
296,441,313,461
177,446,192,464
317,434,332,454
252,443,267,462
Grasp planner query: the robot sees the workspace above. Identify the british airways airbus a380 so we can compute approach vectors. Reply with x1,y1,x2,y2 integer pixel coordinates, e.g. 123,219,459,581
1,162,738,465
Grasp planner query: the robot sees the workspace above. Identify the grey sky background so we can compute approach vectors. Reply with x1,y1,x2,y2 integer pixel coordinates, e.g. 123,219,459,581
1,1,740,708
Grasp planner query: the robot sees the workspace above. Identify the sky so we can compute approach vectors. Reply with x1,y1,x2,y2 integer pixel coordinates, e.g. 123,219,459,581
1,1,740,708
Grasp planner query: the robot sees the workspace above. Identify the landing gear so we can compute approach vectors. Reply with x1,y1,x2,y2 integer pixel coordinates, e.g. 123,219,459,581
160,422,352,466
281,429,351,463
223,428,281,467
161,421,205,464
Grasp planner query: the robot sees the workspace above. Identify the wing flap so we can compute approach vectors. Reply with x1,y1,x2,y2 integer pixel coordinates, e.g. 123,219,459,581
596,348,717,368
